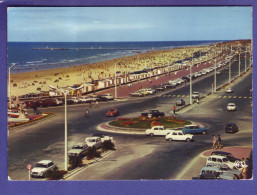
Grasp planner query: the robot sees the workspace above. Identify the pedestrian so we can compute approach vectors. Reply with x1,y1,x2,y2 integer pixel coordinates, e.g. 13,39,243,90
89,101,92,108
85,109,89,118
184,80,187,86
217,134,222,149
173,105,176,115
95,101,99,108
33,104,38,115
212,135,217,149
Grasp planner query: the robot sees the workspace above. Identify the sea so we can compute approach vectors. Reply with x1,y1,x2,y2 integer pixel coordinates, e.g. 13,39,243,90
8,41,225,73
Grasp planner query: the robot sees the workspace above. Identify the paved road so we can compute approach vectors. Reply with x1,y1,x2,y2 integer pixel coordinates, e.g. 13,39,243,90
8,56,252,180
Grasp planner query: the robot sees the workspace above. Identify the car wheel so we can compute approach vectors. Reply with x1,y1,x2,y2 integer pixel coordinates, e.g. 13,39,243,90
186,138,191,142
169,138,173,141
233,175,239,180
150,133,154,137
202,130,207,135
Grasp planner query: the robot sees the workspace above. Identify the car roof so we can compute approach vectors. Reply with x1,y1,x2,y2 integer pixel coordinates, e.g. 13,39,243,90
86,136,100,139
201,166,220,171
208,155,228,159
211,151,232,156
228,103,235,105
206,163,229,169
37,160,53,164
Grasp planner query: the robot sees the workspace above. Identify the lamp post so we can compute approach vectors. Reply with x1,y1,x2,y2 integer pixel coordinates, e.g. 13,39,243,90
245,46,247,73
114,61,121,99
190,52,193,104
214,49,217,92
8,63,16,109
49,85,82,171
229,45,232,84
238,45,241,76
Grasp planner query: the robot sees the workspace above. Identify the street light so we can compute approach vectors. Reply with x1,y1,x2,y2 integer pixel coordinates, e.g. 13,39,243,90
49,84,83,171
8,63,16,109
238,44,241,76
229,45,232,84
214,48,217,92
189,52,193,104
245,45,247,72
114,60,121,99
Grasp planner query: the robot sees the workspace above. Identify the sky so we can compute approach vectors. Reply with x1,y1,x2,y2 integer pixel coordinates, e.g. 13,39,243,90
7,7,252,42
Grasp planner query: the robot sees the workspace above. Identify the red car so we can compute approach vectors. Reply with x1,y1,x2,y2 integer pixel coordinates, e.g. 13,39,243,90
106,108,119,117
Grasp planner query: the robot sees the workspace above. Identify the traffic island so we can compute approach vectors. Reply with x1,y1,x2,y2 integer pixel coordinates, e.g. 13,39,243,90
8,112,56,128
97,116,192,134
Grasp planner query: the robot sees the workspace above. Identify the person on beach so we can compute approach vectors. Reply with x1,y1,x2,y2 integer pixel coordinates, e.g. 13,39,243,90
173,105,176,115
212,135,217,149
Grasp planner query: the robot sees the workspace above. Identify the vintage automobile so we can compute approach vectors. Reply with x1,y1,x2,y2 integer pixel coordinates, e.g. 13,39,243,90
31,160,56,178
226,88,233,93
92,133,114,143
176,99,186,106
182,125,207,134
227,103,237,111
145,126,173,136
198,166,241,180
106,108,119,117
141,110,165,118
165,130,194,142
206,154,242,169
192,92,200,99
129,91,144,97
85,137,102,149
68,142,89,157
225,123,239,133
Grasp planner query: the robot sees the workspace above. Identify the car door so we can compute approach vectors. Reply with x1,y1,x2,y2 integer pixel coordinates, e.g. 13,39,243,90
177,132,184,140
159,127,167,136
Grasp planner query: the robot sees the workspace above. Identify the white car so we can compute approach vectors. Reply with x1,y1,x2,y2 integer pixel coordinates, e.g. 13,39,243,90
71,97,81,103
145,126,173,136
165,130,194,142
92,134,114,143
31,160,56,178
227,103,237,111
103,94,114,100
85,137,102,149
192,92,200,99
226,88,233,93
79,96,92,103
206,155,241,170
68,142,89,157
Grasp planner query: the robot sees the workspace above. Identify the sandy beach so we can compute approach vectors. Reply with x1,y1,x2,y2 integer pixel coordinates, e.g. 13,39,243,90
9,40,247,98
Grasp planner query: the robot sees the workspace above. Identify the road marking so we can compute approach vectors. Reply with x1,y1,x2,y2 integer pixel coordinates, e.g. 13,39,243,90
239,96,242,99
233,96,237,98
177,95,181,97
218,96,222,98
172,95,176,97
244,96,247,99
223,96,227,98
249,97,252,99
181,95,185,97
228,96,232,98
168,95,171,97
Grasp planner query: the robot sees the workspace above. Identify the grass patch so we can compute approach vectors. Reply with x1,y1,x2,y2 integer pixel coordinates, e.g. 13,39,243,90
109,116,191,129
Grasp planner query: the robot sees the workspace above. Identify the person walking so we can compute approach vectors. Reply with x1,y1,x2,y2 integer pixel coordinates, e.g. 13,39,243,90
217,134,222,149
212,135,217,149
85,109,89,118
173,105,176,115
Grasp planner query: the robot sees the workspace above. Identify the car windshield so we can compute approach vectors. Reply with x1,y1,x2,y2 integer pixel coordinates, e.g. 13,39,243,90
35,163,47,168
72,146,83,149
87,139,95,142
110,109,115,112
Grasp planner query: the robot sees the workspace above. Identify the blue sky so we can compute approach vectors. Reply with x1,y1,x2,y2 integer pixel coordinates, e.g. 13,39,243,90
8,7,252,42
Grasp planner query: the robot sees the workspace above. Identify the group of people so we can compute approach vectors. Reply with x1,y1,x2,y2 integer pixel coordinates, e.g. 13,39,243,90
212,135,223,149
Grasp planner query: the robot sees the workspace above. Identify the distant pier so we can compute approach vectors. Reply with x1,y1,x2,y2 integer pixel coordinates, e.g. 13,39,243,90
32,47,146,51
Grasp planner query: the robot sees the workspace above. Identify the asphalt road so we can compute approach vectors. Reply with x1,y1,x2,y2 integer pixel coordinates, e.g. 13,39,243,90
8,56,252,180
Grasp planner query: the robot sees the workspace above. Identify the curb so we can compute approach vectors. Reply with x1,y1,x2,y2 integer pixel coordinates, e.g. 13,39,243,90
63,148,116,180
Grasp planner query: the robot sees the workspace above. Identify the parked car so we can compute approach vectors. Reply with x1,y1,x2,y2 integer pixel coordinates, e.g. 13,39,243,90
176,99,185,106
67,99,75,105
225,123,239,133
71,97,81,104
206,154,242,169
31,160,56,178
206,163,242,179
182,76,190,82
85,137,102,149
145,126,173,136
106,108,119,117
68,142,89,157
198,166,240,180
129,91,144,97
41,99,57,107
192,92,200,99
165,130,194,142
80,96,93,103
141,110,165,118
92,133,114,143
210,151,241,164
182,125,207,134
103,94,114,100
226,88,233,93
227,103,237,111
